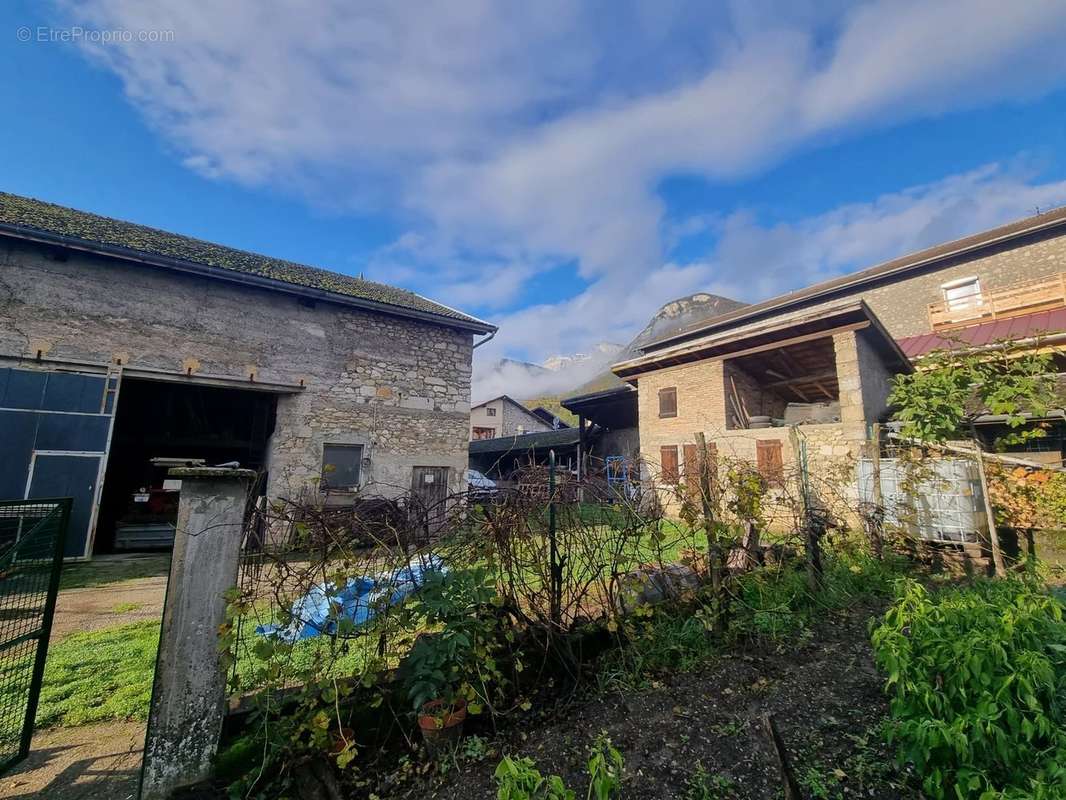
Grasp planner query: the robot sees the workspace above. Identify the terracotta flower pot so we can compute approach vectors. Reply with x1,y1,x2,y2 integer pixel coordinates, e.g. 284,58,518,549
329,726,355,755
417,698,467,749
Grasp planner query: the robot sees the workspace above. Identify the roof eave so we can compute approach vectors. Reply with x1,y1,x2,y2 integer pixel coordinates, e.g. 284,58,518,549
642,210,1066,351
611,301,910,378
0,223,497,335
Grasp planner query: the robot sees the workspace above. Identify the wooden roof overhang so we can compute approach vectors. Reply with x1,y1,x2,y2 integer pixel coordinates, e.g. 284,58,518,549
561,385,638,430
611,301,912,383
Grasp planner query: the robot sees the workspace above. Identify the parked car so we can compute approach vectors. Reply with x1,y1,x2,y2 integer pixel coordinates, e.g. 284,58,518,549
465,469,498,501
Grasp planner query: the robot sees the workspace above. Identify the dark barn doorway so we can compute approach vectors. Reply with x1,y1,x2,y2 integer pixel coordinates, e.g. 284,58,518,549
94,378,277,554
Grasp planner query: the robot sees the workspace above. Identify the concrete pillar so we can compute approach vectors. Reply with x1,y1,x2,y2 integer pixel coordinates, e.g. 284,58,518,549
140,467,256,800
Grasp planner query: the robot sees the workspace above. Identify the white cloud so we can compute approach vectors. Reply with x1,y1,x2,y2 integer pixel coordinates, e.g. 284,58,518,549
474,163,1066,397
58,0,1066,370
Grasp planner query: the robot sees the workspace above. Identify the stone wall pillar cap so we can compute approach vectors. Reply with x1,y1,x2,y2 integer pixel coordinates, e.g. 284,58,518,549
167,467,258,480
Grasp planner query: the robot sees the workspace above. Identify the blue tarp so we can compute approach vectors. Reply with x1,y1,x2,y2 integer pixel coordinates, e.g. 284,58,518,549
256,554,446,643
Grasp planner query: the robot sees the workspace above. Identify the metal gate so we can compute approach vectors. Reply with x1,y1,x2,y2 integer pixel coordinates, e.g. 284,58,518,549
0,498,70,774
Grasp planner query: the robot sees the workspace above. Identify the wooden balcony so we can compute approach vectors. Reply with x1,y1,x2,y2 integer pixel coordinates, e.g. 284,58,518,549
928,272,1066,331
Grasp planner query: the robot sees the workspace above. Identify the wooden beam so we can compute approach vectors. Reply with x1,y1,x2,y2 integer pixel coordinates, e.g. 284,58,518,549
613,320,871,377
812,381,835,400
765,370,837,389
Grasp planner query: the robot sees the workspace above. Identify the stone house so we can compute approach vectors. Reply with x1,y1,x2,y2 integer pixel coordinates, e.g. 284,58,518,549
0,192,495,558
469,395,553,440
612,206,1066,505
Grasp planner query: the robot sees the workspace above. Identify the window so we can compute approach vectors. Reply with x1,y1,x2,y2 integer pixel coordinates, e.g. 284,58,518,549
486,407,497,417
756,439,784,483
321,444,363,490
660,445,679,484
941,276,983,311
658,387,677,418
472,426,496,440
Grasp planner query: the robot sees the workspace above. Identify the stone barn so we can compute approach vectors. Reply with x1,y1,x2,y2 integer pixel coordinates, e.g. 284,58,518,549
0,192,495,558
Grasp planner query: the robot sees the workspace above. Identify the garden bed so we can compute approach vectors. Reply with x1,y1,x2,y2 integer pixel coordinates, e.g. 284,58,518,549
357,598,915,799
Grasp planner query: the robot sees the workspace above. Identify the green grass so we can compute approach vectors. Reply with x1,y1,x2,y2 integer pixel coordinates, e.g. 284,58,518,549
10,614,400,729
12,620,161,727
112,601,144,614
59,554,170,590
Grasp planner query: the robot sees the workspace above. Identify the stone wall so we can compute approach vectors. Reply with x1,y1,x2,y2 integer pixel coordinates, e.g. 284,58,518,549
501,398,552,435
635,330,886,515
723,361,789,428
0,238,476,498
591,426,640,462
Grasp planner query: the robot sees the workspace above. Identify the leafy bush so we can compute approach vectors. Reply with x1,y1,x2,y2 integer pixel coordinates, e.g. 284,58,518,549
494,756,574,800
598,604,716,689
400,566,510,717
493,733,623,800
730,544,903,640
871,578,1066,798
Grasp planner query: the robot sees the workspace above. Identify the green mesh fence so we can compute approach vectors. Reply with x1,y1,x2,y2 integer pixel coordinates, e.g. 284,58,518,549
0,498,70,775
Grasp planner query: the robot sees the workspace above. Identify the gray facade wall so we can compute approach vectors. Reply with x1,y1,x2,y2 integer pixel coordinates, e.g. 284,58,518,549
470,397,553,438
501,398,553,436
0,237,475,498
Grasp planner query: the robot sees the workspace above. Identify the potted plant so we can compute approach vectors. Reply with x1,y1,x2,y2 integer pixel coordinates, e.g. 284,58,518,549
399,567,504,747
405,630,471,746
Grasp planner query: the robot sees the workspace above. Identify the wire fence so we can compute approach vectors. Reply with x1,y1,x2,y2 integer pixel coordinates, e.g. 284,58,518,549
0,498,70,774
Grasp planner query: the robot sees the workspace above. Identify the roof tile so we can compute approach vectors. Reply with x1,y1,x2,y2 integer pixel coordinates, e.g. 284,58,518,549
0,191,493,331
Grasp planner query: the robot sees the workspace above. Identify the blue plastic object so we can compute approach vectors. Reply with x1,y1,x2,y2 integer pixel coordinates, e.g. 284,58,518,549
256,554,445,642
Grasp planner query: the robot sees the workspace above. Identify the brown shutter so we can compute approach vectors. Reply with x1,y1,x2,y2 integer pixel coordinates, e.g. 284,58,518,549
660,445,679,484
658,387,677,418
705,442,719,486
682,443,699,481
683,441,719,498
756,439,784,482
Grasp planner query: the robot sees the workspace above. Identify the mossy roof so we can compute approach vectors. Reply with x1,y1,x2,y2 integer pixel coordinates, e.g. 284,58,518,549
0,191,493,332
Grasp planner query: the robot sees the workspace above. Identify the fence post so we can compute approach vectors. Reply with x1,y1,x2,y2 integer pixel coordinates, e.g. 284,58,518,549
547,450,562,628
972,443,1006,577
140,467,256,800
866,423,884,559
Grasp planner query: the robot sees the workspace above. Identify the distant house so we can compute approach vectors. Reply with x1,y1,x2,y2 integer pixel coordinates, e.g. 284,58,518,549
469,395,553,440
0,192,495,558
612,207,1066,497
529,406,571,429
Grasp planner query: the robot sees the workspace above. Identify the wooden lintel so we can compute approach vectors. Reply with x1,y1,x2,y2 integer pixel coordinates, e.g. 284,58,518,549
614,320,870,378
765,370,837,389
716,322,869,365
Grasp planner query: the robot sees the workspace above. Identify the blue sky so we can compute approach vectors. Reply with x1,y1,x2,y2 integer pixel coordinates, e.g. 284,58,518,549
3,1,1066,395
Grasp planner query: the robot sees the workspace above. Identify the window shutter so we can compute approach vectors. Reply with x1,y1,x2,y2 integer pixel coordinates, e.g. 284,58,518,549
682,443,698,481
660,445,679,484
658,387,677,418
756,439,784,482
705,442,719,485
683,441,718,496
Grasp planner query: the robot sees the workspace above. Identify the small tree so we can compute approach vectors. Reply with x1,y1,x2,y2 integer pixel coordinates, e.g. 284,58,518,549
888,340,1060,446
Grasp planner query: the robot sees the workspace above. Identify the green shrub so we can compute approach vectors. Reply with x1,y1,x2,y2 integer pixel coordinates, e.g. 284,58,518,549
494,756,574,800
871,577,1066,798
493,733,623,800
597,605,716,690
730,545,903,640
